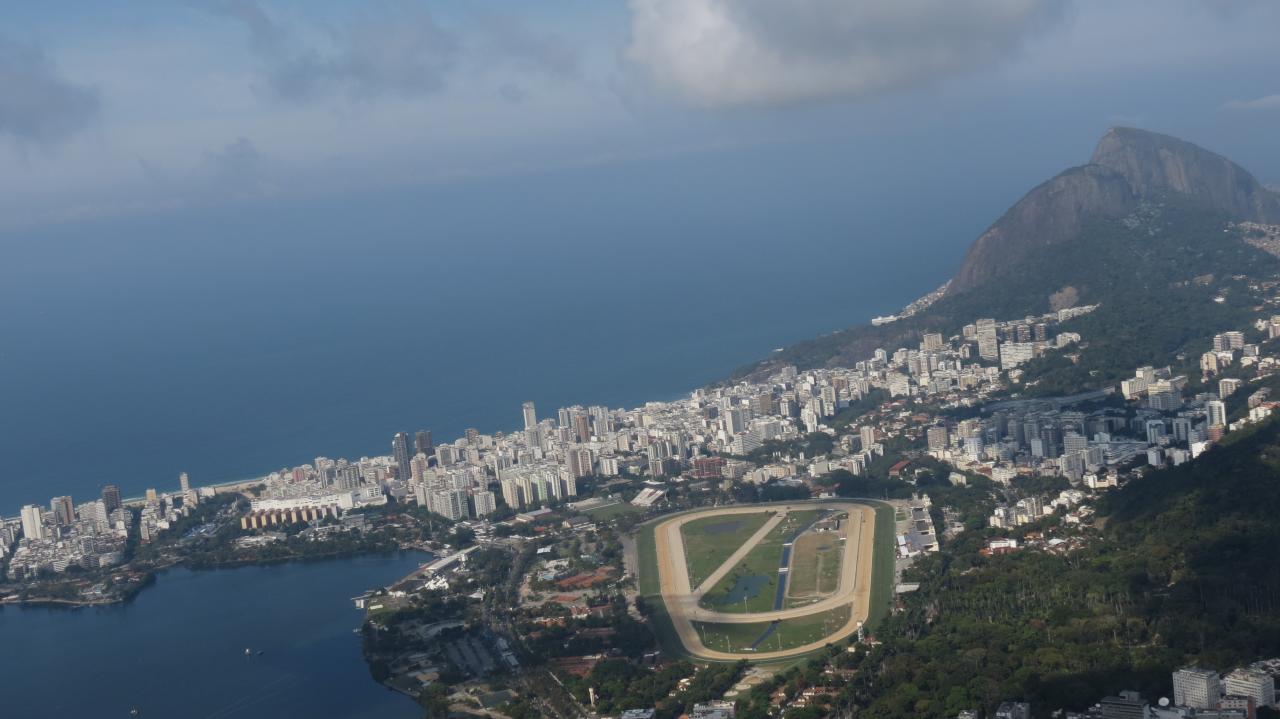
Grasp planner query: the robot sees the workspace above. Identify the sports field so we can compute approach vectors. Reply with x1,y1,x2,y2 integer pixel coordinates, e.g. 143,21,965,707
641,500,885,662
582,501,640,520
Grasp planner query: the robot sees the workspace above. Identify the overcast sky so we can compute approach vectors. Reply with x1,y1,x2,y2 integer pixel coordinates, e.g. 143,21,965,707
3,0,1280,231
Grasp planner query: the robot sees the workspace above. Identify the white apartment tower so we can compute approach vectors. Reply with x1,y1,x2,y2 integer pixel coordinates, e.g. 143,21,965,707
472,490,496,517
20,504,44,541
1173,667,1221,709
1224,668,1275,707
976,318,999,361
1206,399,1228,428
859,425,877,451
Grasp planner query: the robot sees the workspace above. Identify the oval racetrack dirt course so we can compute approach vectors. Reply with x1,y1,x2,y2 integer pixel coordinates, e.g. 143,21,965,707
650,501,877,661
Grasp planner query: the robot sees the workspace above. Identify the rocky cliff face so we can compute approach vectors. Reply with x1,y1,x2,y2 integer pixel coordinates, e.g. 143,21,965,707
949,164,1138,295
1091,127,1280,222
947,127,1280,295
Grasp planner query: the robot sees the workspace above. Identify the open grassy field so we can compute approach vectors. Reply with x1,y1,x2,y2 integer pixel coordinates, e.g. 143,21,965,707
692,602,853,654
863,502,897,634
785,527,843,608
582,501,639,520
678,510,773,590
699,509,822,613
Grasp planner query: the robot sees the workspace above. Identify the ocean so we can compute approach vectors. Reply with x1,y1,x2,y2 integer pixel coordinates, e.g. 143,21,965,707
0,140,979,512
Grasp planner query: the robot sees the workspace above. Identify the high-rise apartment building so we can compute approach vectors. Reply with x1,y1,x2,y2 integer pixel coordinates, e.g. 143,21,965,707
392,432,412,481
1173,667,1221,709
1000,342,1035,370
567,447,593,479
51,495,75,526
429,489,467,521
1206,399,1228,428
522,401,537,431
724,408,745,435
573,413,592,443
926,426,949,451
101,484,122,514
1224,668,1275,707
472,490,496,517
859,425,877,451
560,472,578,498
976,318,999,361
20,504,44,541
414,429,434,455
410,453,430,484
500,477,523,509
1214,331,1245,351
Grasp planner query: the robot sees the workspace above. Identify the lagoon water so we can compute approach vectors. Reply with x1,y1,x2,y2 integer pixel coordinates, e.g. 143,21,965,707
0,553,427,718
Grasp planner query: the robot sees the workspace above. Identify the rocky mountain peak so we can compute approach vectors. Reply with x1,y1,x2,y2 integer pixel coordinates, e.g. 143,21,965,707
1090,127,1280,222
947,127,1280,295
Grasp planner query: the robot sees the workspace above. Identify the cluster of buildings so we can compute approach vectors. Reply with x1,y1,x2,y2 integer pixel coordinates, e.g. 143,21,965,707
895,495,940,559
958,663,1278,719
926,396,1155,486
4,475,207,582
927,339,1275,493
1164,665,1277,717
616,701,734,719
1049,665,1278,719
431,308,1095,516
7,301,1100,563
1196,325,1280,385
924,312,1280,547
239,456,396,532
210,304,1101,545
988,489,1088,529
962,307,1093,374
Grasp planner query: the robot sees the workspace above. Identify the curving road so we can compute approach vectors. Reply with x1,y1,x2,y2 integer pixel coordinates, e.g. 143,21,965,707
651,501,877,661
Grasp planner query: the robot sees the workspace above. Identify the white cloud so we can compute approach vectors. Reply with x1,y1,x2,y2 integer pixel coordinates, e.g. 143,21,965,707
1224,94,1280,111
625,0,1064,108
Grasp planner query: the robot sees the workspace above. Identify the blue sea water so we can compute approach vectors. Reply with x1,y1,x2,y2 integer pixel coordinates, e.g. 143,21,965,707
0,552,428,718
0,141,984,511
0,138,1017,716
